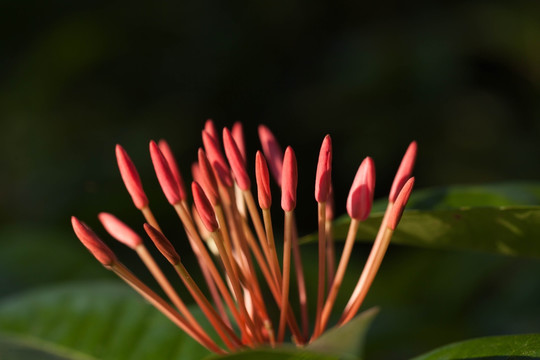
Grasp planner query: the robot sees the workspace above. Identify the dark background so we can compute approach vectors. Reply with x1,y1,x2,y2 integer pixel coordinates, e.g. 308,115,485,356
1,1,540,359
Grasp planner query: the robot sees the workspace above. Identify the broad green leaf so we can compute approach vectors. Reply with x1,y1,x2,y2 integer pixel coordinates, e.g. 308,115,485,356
412,334,540,359
334,206,540,257
373,181,540,212
0,334,95,360
205,309,379,360
303,183,540,257
0,282,211,360
390,182,540,211
307,307,378,360
206,348,340,360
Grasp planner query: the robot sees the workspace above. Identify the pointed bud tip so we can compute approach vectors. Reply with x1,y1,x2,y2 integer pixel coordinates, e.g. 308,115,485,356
255,151,272,209
192,181,219,233
346,157,376,221
315,135,333,203
150,140,182,205
144,223,180,265
197,148,219,205
389,141,417,203
202,130,233,188
223,127,251,191
98,212,142,249
231,122,246,161
204,119,219,141
281,147,298,212
388,177,415,230
158,139,187,200
258,124,284,186
115,144,148,209
71,216,116,266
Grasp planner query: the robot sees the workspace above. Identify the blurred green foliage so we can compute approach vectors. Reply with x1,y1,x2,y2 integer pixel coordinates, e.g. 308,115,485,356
2,1,540,359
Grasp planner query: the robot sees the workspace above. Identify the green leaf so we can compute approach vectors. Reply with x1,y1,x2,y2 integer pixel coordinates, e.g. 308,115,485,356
0,334,96,360
394,182,540,210
205,309,378,360
0,282,211,360
307,308,379,360
302,183,540,258
412,334,540,359
206,348,340,360
340,206,540,257
372,181,540,212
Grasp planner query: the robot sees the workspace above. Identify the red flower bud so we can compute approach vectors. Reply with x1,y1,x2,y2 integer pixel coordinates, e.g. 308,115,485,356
346,157,375,221
115,145,148,209
192,181,219,233
281,147,298,212
98,212,142,249
255,151,272,209
158,139,187,201
223,127,251,191
71,216,117,266
150,140,182,205
315,135,332,203
389,141,417,203
258,124,284,187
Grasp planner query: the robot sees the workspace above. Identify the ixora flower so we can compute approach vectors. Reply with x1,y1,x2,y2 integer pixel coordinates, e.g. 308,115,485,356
71,121,416,354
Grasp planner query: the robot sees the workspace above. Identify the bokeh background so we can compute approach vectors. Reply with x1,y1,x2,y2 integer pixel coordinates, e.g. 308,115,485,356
2,1,540,359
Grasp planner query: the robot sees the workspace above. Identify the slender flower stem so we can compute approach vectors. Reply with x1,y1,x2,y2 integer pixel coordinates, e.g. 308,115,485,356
243,190,276,282
278,210,294,342
258,211,304,343
338,208,394,325
326,218,335,289
173,202,253,344
291,216,309,340
313,201,326,336
140,206,161,231
211,229,264,344
135,244,209,344
183,200,233,329
226,203,273,339
262,208,282,285
110,262,225,354
215,204,236,269
172,261,242,349
313,218,360,340
240,218,280,297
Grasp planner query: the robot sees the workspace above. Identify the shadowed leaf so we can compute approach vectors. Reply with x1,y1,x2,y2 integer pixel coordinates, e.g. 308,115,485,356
412,334,540,359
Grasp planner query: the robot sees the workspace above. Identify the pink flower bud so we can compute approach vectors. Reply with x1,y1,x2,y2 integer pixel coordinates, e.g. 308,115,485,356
202,131,233,188
223,127,251,191
71,216,117,266
315,135,332,203
281,147,298,212
192,181,219,233
115,145,148,209
150,140,182,205
158,139,187,201
98,212,142,249
191,162,202,184
204,119,219,142
389,141,417,203
144,223,180,264
232,122,247,162
258,124,284,187
388,177,415,230
255,151,272,209
198,148,220,206
346,157,376,221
